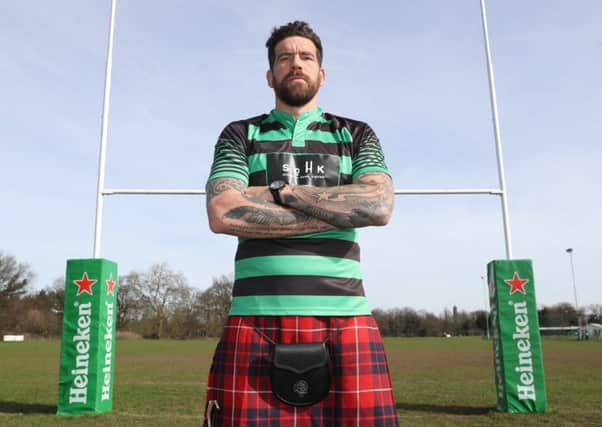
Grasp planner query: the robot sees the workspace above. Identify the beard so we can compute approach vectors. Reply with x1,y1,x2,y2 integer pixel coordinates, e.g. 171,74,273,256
272,71,320,107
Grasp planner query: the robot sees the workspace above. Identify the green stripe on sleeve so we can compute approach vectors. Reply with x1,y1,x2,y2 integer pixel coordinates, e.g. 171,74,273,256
209,138,249,181
207,171,249,184
235,255,362,280
352,166,390,180
229,295,372,316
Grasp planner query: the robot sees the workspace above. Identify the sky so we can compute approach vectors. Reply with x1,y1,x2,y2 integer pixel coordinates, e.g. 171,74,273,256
1,1,600,314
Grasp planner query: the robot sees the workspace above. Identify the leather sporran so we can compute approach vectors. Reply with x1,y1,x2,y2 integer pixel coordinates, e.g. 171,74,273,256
270,342,332,407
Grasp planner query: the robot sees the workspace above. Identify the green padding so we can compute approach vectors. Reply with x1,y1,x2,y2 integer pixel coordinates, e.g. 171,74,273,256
488,259,547,413
229,295,371,316
235,255,362,280
57,258,118,416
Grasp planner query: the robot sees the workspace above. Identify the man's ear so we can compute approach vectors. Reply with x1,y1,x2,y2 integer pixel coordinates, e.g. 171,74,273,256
319,68,326,87
266,69,274,88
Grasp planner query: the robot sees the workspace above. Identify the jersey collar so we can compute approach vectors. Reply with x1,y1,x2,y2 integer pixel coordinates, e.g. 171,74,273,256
269,107,323,128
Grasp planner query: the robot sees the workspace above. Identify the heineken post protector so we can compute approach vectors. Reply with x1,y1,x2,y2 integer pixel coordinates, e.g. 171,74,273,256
57,259,118,416
488,259,547,413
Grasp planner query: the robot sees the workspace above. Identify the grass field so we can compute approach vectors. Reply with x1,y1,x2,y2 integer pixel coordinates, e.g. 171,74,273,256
1,337,600,426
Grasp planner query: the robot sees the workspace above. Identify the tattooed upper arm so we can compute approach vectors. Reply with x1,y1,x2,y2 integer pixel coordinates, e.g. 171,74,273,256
206,177,246,201
353,172,392,186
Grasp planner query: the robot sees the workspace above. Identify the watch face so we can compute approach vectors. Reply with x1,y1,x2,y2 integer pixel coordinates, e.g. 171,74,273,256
270,180,286,190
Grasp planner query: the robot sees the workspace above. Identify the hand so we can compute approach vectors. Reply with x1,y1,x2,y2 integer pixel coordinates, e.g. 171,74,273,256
243,186,272,202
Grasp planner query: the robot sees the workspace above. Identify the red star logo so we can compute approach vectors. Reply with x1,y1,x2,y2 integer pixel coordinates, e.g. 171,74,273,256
74,272,97,296
504,272,529,295
106,275,116,295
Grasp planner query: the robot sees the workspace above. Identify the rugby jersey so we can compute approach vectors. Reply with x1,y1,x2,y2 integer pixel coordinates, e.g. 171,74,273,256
208,107,390,316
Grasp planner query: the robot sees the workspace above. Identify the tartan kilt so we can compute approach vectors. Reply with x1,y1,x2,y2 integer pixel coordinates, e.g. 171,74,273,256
203,315,399,427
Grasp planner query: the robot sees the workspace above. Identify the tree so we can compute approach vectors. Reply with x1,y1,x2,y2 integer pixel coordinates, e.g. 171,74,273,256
45,276,66,315
420,311,442,337
474,310,490,336
136,263,189,338
400,307,423,336
0,251,34,300
167,286,199,339
18,291,62,337
586,305,602,324
0,251,35,333
117,272,144,330
195,275,233,337
372,308,390,336
539,302,577,327
441,307,454,336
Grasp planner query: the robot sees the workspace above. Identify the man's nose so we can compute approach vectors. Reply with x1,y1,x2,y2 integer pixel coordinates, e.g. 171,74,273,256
291,53,303,67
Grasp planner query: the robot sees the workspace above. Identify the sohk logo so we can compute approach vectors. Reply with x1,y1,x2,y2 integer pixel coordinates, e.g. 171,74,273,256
282,160,326,177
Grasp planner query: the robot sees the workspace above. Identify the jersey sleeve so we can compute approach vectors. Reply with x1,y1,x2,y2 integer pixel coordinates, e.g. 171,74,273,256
351,124,391,179
207,122,249,185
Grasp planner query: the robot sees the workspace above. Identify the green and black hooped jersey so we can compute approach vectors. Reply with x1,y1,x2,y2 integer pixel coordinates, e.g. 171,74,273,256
208,107,390,316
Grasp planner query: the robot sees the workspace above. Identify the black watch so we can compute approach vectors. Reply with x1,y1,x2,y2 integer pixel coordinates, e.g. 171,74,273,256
269,180,286,205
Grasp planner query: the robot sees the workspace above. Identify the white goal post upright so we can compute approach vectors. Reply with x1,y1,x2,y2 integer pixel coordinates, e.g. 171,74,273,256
479,0,513,259
92,0,513,259
93,0,117,258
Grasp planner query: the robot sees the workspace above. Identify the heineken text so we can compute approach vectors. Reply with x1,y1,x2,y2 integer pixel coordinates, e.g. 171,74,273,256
69,302,91,404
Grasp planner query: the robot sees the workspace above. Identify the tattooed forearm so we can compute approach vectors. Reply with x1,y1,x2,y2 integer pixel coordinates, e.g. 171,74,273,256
226,218,334,238
223,203,335,238
225,206,308,226
206,177,335,238
281,173,394,228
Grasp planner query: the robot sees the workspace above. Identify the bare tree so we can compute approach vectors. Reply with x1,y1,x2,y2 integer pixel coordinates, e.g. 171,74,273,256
0,251,35,333
136,263,189,338
45,276,65,315
0,251,34,299
196,275,233,337
167,286,199,339
586,304,602,324
538,302,578,327
117,272,144,330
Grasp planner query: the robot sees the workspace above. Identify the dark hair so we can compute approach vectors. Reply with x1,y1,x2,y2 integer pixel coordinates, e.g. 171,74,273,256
265,21,323,69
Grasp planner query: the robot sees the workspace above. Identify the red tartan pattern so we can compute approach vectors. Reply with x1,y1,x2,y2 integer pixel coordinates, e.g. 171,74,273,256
203,316,398,427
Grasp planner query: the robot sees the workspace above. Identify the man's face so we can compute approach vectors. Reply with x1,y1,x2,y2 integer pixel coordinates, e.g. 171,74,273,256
267,36,325,107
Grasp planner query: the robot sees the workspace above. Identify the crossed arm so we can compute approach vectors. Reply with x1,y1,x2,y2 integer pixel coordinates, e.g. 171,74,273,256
206,173,394,239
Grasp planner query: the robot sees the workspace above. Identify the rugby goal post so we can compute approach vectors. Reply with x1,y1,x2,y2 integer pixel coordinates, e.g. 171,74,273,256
91,0,513,260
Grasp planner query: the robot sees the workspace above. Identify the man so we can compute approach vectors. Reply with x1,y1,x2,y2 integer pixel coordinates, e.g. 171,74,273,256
204,21,398,426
